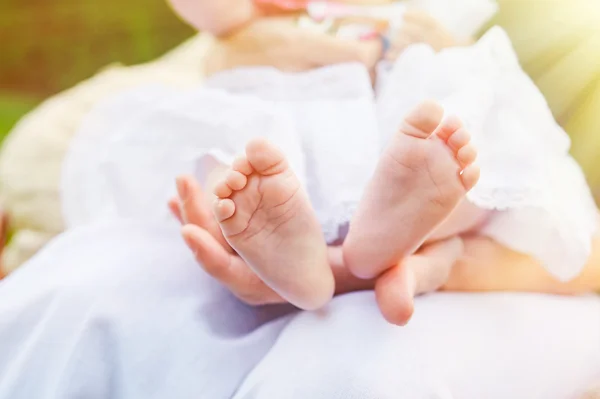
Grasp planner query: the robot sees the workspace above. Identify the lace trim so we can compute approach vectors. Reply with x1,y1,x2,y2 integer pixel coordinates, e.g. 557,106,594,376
466,186,547,210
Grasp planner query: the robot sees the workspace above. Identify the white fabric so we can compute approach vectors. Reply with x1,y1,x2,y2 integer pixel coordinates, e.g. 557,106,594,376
409,0,498,41
0,222,598,399
62,65,380,244
62,27,597,282
236,292,600,399
0,34,214,273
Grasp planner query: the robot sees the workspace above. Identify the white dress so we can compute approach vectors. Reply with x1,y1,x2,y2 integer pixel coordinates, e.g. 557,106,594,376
62,27,597,282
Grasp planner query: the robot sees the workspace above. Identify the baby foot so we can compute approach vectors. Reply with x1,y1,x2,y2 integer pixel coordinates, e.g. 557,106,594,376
375,237,464,326
213,138,334,310
344,100,479,279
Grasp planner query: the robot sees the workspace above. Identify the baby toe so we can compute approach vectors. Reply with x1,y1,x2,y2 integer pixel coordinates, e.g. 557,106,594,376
459,164,480,191
434,115,463,142
246,138,287,176
457,144,477,168
226,170,248,191
214,180,233,198
446,127,471,152
213,198,236,222
232,156,253,175
400,100,444,139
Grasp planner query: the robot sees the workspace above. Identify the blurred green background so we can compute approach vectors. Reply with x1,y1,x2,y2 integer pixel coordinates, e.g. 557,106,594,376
0,0,193,140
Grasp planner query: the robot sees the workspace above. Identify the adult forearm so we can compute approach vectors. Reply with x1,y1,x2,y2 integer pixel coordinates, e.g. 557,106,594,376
442,235,600,294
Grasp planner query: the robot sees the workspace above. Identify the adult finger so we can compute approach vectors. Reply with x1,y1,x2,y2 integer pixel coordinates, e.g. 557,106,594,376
176,175,210,225
181,224,284,305
168,197,184,224
176,175,233,252
182,224,234,280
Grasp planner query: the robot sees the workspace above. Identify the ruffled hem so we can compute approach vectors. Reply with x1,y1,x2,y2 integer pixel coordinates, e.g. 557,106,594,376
478,157,599,281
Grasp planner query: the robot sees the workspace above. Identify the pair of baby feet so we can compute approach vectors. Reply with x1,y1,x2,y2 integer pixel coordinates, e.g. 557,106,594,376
212,100,479,311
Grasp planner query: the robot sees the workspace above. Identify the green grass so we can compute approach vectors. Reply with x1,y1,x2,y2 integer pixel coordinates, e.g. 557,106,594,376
0,93,37,244
0,93,39,142
0,0,193,146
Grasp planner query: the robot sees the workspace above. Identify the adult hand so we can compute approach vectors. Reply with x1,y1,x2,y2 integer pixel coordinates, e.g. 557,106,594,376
169,175,456,327
170,176,284,305
385,9,470,61
170,174,600,326
205,17,382,77
170,176,374,306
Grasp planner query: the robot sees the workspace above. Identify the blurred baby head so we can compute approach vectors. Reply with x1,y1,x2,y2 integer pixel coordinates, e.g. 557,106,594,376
167,0,204,30
167,0,256,36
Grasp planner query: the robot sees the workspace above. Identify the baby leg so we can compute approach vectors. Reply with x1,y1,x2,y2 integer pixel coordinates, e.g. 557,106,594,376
375,236,464,326
374,200,487,326
212,138,334,310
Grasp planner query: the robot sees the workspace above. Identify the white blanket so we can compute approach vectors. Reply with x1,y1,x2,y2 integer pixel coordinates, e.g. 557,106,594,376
0,221,598,398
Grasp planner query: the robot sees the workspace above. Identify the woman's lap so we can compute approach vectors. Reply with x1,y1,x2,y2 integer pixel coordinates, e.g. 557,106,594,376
236,292,600,398
0,222,292,399
0,223,598,398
